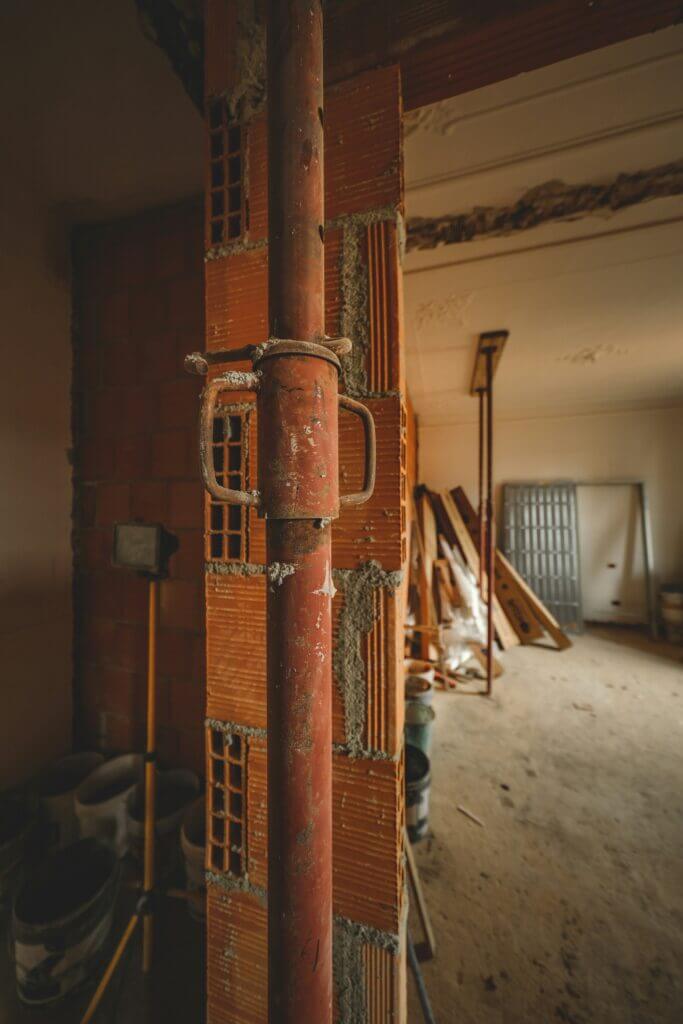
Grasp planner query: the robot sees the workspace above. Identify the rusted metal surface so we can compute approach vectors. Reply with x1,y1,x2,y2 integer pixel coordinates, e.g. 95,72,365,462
477,388,485,593
267,518,333,1019
265,1,331,1020
258,348,340,520
196,3,377,1018
484,347,495,698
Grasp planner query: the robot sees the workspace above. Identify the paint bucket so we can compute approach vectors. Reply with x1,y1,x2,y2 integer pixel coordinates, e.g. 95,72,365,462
660,584,683,644
405,660,436,683
405,744,431,844
127,770,200,881
37,752,104,851
181,797,206,921
405,675,434,707
0,792,34,907
75,754,143,858
405,701,436,757
12,838,120,1006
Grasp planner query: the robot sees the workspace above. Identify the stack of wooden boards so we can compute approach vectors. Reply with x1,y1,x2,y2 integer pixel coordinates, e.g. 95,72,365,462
412,486,572,661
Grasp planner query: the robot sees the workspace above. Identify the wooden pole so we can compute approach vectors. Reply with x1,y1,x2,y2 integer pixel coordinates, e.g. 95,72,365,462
142,577,157,972
80,915,140,1023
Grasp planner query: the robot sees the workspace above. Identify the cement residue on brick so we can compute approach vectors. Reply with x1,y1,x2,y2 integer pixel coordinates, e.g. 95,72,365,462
204,236,268,262
267,561,295,589
335,207,402,399
333,920,365,1024
333,562,403,757
206,870,267,907
339,221,369,398
221,0,265,122
334,913,400,955
205,561,265,576
205,718,267,739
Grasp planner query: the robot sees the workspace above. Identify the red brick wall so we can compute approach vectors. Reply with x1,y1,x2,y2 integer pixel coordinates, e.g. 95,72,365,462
73,200,206,775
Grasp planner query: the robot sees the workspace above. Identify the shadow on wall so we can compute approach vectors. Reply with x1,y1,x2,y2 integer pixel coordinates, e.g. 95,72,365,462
1,580,72,787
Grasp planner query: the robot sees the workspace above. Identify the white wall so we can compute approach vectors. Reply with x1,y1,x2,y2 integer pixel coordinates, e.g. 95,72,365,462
419,405,683,617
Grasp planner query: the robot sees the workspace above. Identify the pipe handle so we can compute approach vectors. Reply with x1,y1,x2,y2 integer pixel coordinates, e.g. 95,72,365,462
338,395,376,508
199,371,262,506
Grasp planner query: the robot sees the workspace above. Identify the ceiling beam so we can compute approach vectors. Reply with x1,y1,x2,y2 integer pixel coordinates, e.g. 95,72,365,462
205,0,681,115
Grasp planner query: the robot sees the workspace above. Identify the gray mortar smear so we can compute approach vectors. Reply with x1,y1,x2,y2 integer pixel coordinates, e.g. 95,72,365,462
334,207,402,399
333,920,365,1024
205,237,268,262
205,718,267,739
334,913,400,955
205,561,265,576
333,562,403,757
339,222,369,398
223,0,265,123
206,870,267,907
332,742,396,763
267,561,295,589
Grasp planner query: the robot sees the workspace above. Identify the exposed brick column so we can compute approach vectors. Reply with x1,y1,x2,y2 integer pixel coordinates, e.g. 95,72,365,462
202,4,408,1017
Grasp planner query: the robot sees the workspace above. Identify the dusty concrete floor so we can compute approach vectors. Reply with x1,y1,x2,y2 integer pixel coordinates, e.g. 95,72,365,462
407,626,683,1024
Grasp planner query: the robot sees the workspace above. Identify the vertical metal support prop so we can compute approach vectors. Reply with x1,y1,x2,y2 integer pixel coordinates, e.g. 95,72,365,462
477,388,485,593
484,349,495,697
191,5,375,1020
266,3,331,1021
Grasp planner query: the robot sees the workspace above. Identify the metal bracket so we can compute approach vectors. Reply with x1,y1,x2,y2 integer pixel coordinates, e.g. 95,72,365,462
191,337,375,515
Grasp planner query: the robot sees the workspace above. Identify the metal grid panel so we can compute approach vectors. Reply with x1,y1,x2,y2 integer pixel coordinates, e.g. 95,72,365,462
503,483,583,632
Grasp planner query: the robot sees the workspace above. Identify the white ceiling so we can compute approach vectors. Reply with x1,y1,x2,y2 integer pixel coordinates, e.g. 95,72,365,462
403,27,683,426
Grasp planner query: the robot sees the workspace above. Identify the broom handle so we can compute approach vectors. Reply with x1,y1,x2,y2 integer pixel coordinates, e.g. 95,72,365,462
80,913,139,1024
142,578,157,973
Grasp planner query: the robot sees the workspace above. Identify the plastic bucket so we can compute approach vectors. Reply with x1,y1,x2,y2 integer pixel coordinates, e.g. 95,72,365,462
127,770,200,881
37,752,104,851
405,701,436,757
75,754,143,858
181,797,206,920
0,792,34,907
12,838,120,1006
405,675,434,707
405,744,431,844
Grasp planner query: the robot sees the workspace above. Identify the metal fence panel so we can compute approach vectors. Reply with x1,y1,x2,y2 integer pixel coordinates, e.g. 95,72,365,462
503,482,583,633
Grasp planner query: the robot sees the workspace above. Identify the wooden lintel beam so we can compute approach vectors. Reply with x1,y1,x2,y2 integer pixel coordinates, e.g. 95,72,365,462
205,0,681,117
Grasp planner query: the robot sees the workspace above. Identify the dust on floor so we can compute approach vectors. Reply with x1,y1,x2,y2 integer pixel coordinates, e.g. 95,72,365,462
408,627,683,1024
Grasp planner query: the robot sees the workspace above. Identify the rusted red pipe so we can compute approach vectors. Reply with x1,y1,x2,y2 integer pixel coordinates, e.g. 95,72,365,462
265,2,333,1021
484,347,495,697
477,387,485,593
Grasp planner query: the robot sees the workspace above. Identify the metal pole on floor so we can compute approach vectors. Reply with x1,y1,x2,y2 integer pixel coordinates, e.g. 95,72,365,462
477,387,485,593
484,347,495,697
